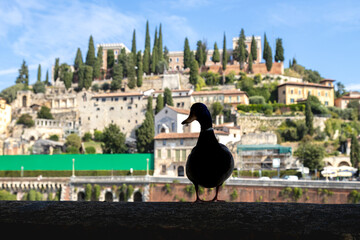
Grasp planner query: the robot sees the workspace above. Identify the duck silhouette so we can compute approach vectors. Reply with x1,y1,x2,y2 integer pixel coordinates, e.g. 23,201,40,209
181,103,234,202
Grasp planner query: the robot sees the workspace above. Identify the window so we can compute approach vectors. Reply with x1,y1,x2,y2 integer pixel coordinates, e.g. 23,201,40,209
325,101,329,106
290,90,293,94
115,50,118,55
96,108,100,111
128,106,132,109
123,97,127,101
283,90,285,94
161,165,166,173
325,92,328,97
157,149,161,158
169,58,172,62
182,150,186,161
176,150,180,161
163,140,166,146
110,107,114,111
176,58,179,62
167,149,171,158
180,139,184,145
318,92,320,96
102,98,106,102
172,122,175,132
298,90,301,95
115,98,119,101
290,98,295,103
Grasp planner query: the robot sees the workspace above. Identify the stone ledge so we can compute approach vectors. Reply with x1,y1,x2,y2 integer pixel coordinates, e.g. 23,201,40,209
0,201,359,240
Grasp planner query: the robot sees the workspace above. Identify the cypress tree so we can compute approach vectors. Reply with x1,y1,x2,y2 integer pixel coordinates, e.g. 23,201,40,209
350,134,360,168
248,53,253,73
263,33,268,61
131,29,137,65
118,48,128,77
158,24,163,61
212,42,220,64
151,27,158,74
163,46,169,64
143,20,151,74
45,70,49,85
183,37,191,69
37,64,41,82
94,46,103,79
275,38,284,62
265,43,273,71
163,88,174,106
189,56,199,86
250,35,257,62
222,33,227,71
84,65,93,90
77,65,85,90
16,60,29,86
74,48,83,70
107,49,115,69
127,53,136,89
136,51,143,87
86,35,96,67
305,95,314,136
155,94,164,114
111,63,123,91
93,58,101,79
195,40,204,66
59,63,73,89
54,58,60,82
97,46,103,70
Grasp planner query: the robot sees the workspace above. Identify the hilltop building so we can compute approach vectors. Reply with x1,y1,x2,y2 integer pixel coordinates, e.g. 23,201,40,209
277,79,335,106
335,91,360,109
97,43,130,72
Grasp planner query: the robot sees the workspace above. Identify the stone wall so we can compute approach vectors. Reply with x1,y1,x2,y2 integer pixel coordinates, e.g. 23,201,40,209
207,62,284,75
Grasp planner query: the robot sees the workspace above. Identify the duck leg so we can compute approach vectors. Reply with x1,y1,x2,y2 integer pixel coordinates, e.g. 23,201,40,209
211,185,225,202
194,184,205,203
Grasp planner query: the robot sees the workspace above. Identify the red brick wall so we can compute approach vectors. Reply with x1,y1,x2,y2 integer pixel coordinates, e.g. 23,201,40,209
149,183,351,204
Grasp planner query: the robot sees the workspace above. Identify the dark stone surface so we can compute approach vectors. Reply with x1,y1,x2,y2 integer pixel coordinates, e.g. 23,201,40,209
0,201,359,239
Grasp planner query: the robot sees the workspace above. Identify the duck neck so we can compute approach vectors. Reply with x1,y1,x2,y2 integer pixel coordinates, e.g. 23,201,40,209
198,128,218,147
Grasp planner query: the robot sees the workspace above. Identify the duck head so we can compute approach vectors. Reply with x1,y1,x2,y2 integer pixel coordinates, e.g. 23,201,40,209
181,103,212,131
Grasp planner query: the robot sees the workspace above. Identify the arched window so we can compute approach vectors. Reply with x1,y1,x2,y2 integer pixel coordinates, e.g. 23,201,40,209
77,192,85,201
22,96,27,107
134,191,143,202
178,166,185,177
105,192,113,202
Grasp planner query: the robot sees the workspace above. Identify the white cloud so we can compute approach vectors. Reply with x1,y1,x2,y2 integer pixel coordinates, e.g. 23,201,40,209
347,83,360,91
0,68,18,76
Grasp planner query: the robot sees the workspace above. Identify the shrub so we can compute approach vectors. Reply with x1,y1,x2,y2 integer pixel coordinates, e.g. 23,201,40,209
94,130,103,142
82,132,92,142
49,134,59,141
230,189,238,201
17,114,34,128
66,133,81,149
0,190,16,200
66,146,80,154
249,96,265,104
85,146,96,154
91,84,99,92
37,106,53,119
92,184,101,201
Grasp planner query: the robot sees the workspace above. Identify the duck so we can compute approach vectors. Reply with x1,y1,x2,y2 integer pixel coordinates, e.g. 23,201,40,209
181,103,234,202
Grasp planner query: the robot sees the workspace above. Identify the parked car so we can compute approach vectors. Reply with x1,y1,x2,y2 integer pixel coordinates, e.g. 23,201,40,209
259,177,270,180
283,175,298,181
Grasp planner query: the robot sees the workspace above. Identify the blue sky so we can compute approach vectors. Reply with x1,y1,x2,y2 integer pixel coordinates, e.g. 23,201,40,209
0,0,359,91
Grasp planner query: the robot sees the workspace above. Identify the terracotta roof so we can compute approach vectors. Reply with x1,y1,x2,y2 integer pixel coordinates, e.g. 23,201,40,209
92,92,143,98
153,89,192,93
277,82,333,89
192,89,248,96
337,96,360,100
166,105,190,115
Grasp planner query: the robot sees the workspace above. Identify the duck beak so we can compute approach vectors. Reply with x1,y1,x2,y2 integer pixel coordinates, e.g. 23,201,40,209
182,112,196,125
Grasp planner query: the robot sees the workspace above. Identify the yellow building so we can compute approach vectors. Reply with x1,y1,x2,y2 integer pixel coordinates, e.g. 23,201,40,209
277,79,335,106
0,98,11,134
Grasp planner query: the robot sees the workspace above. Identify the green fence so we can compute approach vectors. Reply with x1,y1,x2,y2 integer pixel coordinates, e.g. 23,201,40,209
0,154,154,171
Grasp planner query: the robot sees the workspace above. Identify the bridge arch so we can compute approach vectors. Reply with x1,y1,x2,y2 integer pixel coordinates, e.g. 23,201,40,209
77,192,85,201
105,192,113,202
119,192,125,202
133,191,143,202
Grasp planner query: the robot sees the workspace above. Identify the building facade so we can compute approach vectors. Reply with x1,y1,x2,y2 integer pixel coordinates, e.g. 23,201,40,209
277,79,335,106
335,91,360,109
0,98,11,135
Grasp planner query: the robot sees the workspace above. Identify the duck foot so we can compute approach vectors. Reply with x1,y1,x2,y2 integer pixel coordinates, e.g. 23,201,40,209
209,186,225,202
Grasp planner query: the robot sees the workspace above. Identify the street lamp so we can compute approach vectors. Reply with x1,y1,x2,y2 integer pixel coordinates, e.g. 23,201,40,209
21,166,24,178
72,158,75,177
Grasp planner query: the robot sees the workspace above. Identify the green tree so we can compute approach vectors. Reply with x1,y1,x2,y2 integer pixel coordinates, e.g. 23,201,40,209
37,106,53,119
131,29,137,65
111,63,123,91
49,134,59,141
85,146,96,154
164,88,174,106
263,33,269,61
74,48,83,70
16,114,34,128
151,27,158,74
155,94,164,114
183,37,192,69
33,81,46,94
265,43,273,72
250,35,257,62
222,33,227,71
143,20,151,74
0,190,16,200
83,65,93,90
136,97,154,153
248,53,253,73
235,28,248,70
295,137,325,172
158,24,163,61
211,102,223,120
54,58,60,81
85,184,92,201
37,64,41,82
212,42,220,64
305,95,314,135
335,82,347,98
127,54,136,89
195,40,206,67
136,51,143,87
350,134,360,168
45,70,49,85
86,35,96,67
16,60,29,86
59,63,73,89
65,133,81,149
275,38,284,62
0,83,25,103
96,46,103,79
82,132,92,142
107,49,115,70
189,57,199,86
101,124,127,153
